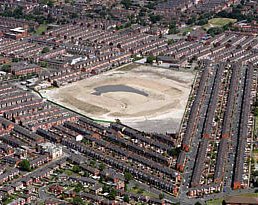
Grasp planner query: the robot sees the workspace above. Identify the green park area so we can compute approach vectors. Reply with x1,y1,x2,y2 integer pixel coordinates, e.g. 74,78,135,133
180,27,194,35
35,24,48,35
128,186,158,198
203,18,237,30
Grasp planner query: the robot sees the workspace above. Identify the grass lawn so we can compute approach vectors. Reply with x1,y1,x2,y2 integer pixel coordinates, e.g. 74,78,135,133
116,63,140,71
35,24,47,35
209,18,237,26
3,195,16,205
180,27,193,34
128,187,158,198
203,18,237,30
142,191,158,198
206,198,224,205
64,169,74,176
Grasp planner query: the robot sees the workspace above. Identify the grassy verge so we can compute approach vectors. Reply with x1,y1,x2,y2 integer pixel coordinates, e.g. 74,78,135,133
64,169,74,176
206,198,224,205
93,119,116,123
237,192,258,197
116,63,140,71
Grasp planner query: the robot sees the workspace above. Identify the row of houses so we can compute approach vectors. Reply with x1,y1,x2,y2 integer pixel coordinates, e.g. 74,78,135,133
154,0,239,21
158,33,258,68
0,157,67,201
61,137,180,196
55,121,177,178
0,84,77,132
177,61,256,197
194,0,240,13
190,63,225,187
35,116,180,196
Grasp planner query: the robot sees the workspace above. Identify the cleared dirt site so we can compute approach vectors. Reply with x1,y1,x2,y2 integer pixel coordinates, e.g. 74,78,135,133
42,64,195,133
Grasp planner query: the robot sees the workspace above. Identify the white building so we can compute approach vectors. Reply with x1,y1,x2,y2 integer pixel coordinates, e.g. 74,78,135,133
38,142,63,159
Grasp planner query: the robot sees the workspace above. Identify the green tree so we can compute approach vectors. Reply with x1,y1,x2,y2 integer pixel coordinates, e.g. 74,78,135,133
168,147,180,157
146,2,155,9
124,171,133,182
12,58,19,62
137,188,144,194
109,188,117,200
146,56,156,64
19,159,31,171
121,0,132,9
124,183,128,191
254,100,258,107
42,47,50,53
1,64,11,72
159,193,164,200
149,14,161,24
253,170,258,177
74,183,83,193
13,6,24,18
47,0,54,7
253,107,258,116
168,39,174,45
207,27,223,37
84,171,89,177
197,18,208,25
99,163,106,171
72,196,84,205
39,61,48,68
99,176,104,183
169,21,179,34
72,165,81,173
90,160,96,167
187,15,197,25
123,194,129,203
70,13,78,19
103,184,109,193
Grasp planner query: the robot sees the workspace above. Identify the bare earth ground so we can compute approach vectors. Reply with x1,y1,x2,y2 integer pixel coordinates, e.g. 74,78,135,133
41,64,195,133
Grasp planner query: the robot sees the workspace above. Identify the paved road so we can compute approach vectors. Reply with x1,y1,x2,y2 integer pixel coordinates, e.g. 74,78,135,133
38,185,51,200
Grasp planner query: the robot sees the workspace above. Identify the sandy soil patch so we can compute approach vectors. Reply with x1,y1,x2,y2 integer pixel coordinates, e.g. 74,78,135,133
41,64,195,133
